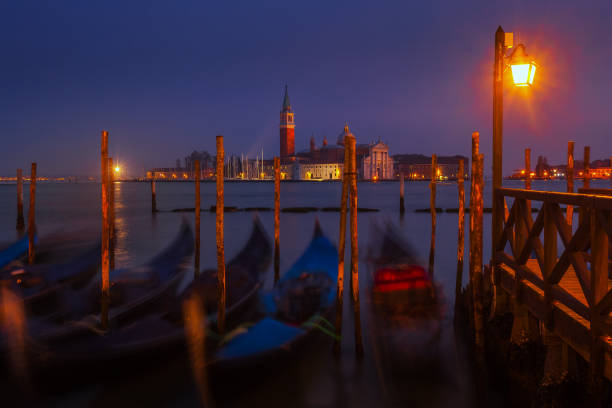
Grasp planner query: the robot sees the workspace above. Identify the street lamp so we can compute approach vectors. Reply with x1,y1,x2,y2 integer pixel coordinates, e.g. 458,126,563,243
509,44,537,87
492,26,537,262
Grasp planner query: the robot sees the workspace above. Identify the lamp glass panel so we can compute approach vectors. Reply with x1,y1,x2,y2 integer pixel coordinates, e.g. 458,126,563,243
511,64,531,86
528,64,536,85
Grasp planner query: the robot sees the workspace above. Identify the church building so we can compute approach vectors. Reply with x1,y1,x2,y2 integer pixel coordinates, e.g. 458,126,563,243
278,85,393,180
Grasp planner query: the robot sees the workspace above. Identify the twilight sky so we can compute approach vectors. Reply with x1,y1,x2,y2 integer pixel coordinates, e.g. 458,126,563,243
1,0,611,176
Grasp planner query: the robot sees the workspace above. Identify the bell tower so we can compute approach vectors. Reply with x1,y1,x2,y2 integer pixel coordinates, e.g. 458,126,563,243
279,85,295,159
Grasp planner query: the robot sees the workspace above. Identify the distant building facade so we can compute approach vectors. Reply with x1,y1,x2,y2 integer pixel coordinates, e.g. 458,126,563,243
362,141,393,180
278,86,394,181
393,154,468,180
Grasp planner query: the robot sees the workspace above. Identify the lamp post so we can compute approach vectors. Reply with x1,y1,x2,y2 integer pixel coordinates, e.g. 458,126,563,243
492,26,538,261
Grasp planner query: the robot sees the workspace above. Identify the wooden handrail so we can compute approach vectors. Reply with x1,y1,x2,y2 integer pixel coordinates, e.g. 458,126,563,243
578,187,612,196
496,187,597,207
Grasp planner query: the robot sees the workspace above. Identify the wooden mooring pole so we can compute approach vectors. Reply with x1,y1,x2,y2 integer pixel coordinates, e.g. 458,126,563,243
468,132,479,329
524,149,531,190
471,153,484,349
454,159,465,310
195,160,201,276
151,179,157,213
347,128,363,358
27,163,37,265
399,172,405,213
16,169,24,231
583,146,590,189
100,130,110,330
566,141,574,227
334,135,351,354
216,136,226,334
108,157,115,270
428,154,437,278
274,157,280,284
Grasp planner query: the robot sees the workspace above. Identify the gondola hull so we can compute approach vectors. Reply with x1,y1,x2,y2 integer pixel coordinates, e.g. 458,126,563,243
14,217,270,384
211,222,338,378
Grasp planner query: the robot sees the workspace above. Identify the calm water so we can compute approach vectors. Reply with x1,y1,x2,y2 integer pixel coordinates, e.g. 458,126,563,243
0,179,606,407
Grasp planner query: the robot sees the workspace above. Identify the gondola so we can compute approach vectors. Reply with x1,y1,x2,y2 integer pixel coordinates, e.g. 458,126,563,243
213,221,337,373
3,220,194,358
367,222,442,315
366,223,445,390
1,242,101,316
0,235,33,269
20,216,270,376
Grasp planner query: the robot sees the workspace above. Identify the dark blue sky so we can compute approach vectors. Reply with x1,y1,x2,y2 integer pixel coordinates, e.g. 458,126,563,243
1,1,611,176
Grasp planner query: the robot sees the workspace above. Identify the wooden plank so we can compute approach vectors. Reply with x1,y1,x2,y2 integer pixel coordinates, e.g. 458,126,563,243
553,304,591,362
578,188,612,196
496,197,518,252
543,202,557,326
497,255,591,321
517,207,543,264
567,141,575,227
548,221,590,284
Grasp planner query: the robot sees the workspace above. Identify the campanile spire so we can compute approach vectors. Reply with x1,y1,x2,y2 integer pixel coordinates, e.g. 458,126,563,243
280,85,295,158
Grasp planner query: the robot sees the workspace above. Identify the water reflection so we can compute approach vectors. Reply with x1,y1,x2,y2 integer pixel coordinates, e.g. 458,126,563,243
0,179,607,406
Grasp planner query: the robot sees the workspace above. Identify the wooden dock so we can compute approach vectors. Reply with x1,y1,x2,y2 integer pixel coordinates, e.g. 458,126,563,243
493,187,612,381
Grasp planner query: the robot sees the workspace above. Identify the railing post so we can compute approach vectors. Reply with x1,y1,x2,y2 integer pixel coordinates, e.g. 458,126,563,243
515,148,531,257
543,202,557,328
589,206,607,389
566,141,574,227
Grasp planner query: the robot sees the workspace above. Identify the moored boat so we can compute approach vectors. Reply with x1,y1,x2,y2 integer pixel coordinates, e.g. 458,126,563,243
17,216,270,380
366,223,446,394
213,221,338,374
0,235,34,270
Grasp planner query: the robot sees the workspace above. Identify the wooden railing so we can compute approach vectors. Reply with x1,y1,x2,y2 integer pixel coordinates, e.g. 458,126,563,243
493,187,612,377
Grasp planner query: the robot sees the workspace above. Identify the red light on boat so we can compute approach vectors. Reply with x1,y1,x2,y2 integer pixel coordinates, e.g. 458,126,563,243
373,265,431,292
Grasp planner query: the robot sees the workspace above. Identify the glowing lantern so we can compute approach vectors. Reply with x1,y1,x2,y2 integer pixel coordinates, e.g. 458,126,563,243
114,166,120,173
509,44,537,87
